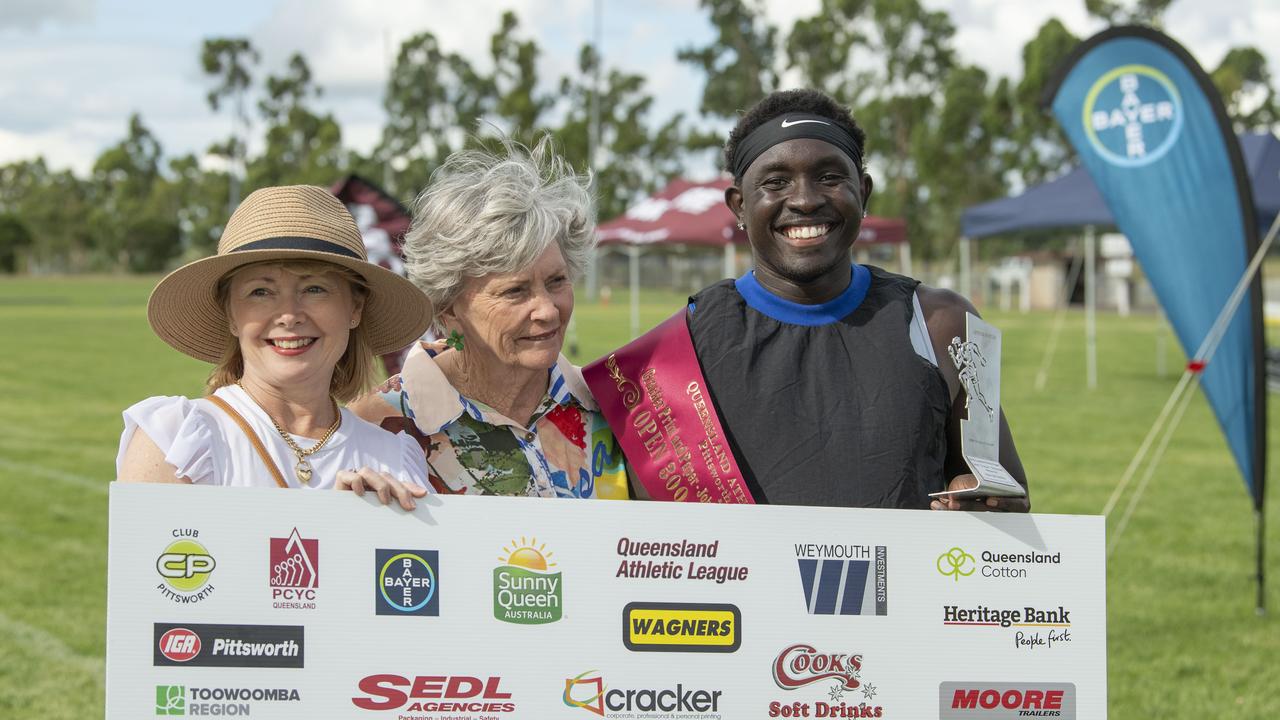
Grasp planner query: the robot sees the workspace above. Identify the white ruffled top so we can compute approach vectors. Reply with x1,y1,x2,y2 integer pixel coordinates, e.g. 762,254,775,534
116,384,430,490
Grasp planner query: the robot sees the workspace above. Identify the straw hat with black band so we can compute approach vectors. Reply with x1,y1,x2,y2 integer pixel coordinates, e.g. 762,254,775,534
148,185,432,363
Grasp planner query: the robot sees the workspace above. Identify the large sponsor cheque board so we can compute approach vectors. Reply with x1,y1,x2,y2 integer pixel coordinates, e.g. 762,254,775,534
108,483,1107,718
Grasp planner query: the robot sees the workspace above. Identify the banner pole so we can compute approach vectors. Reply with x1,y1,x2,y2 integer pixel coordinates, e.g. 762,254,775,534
1258,507,1267,616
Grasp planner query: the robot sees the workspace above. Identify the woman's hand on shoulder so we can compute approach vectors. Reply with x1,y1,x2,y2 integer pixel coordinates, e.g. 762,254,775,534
349,375,404,425
335,467,427,511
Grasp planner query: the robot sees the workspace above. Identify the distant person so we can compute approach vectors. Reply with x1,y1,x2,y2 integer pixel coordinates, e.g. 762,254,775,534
594,89,1029,511
116,185,434,509
351,138,629,499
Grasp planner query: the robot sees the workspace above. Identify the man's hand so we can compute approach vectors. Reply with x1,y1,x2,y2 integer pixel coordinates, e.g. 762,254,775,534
930,474,1030,513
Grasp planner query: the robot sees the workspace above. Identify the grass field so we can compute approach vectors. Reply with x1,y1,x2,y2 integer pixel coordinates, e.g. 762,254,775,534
1,274,1277,718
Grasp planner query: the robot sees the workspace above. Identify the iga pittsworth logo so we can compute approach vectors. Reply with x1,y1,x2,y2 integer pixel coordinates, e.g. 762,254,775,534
562,670,723,718
153,623,304,668
623,602,740,653
937,546,1061,582
769,644,882,718
155,529,215,604
942,605,1074,651
795,542,887,615
494,537,561,624
375,549,439,616
154,684,301,716
270,528,318,609
1083,64,1182,167
351,675,515,714
939,682,1076,719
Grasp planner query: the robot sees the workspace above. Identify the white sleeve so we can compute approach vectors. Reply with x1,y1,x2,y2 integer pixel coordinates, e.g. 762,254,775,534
116,396,219,484
396,430,434,493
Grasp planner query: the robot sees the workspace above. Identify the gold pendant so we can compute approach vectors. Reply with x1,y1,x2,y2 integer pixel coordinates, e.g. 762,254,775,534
295,458,313,484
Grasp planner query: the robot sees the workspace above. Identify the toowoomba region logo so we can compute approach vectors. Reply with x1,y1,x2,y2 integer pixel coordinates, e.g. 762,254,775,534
494,537,562,624
1082,64,1183,167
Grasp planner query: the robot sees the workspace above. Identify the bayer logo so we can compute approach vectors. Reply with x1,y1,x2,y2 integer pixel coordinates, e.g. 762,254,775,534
1083,64,1183,167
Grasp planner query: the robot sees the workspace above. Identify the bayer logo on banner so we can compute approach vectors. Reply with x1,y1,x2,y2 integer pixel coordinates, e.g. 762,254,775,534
1083,64,1184,167
375,549,440,616
795,544,888,616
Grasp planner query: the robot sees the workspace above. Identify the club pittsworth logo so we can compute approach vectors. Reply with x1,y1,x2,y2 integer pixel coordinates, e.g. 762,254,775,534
942,605,1074,651
494,537,561,624
615,537,748,583
795,542,887,615
937,546,1061,581
153,623,304,668
623,602,740,653
351,675,515,713
155,529,215,604
154,684,301,716
1083,64,1182,167
769,644,882,718
939,682,1076,719
375,549,439,616
563,670,723,718
270,528,318,609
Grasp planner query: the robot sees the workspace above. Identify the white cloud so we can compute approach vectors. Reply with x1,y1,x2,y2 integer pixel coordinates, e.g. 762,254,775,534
0,0,94,31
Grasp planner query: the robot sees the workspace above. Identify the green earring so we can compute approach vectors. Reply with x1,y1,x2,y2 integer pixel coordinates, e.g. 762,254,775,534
445,330,465,352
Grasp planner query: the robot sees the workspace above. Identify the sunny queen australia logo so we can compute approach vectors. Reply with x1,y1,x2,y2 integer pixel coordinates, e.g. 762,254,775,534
1083,64,1182,167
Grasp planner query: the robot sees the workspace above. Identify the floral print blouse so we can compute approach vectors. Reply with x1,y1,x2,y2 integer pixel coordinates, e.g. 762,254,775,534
374,343,630,499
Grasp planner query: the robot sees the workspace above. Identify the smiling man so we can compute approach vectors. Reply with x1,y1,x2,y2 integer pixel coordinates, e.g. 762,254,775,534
684,88,1030,511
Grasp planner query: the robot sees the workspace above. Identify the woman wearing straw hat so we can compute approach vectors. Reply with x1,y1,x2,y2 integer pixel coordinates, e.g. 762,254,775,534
351,138,630,499
116,185,434,509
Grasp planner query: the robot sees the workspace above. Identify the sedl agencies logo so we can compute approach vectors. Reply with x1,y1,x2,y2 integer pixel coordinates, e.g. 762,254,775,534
153,684,301,716
769,644,882,718
270,528,318,609
1083,64,1183,167
375,549,439,616
939,682,1076,719
155,529,215,604
494,537,562,624
562,670,723,719
351,674,515,714
795,543,887,616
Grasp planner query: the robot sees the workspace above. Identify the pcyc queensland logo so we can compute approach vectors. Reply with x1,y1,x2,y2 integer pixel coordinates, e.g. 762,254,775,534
375,549,439,616
1083,64,1182,167
494,537,562,624
270,528,318,609
156,529,215,604
937,547,976,581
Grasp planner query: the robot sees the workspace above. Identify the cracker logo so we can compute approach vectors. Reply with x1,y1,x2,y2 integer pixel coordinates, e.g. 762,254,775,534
623,602,740,653
494,537,561,624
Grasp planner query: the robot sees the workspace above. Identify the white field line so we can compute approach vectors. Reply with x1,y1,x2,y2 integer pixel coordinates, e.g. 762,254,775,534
0,457,109,494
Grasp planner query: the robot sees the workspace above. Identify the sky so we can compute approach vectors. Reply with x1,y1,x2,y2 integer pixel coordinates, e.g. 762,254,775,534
2,0,1277,177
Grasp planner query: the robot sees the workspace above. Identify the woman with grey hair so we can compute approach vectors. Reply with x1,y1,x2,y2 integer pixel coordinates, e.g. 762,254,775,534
352,138,630,499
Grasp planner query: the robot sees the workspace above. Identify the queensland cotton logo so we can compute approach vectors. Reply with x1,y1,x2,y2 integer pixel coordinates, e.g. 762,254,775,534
1083,64,1182,167
493,537,562,624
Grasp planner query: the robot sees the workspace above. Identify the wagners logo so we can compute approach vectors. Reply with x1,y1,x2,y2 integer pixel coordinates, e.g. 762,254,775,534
154,684,301,717
156,529,215,604
939,682,1076,719
375,549,439,616
153,623,304,668
623,602,740,653
270,528,318,609
563,670,723,717
494,537,561,624
351,675,515,713
795,543,887,616
1083,64,1183,167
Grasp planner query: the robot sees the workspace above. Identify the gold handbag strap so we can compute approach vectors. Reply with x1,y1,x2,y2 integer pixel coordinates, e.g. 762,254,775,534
204,394,289,489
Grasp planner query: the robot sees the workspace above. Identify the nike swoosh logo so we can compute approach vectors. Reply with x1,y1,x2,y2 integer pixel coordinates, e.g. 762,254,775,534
780,118,831,128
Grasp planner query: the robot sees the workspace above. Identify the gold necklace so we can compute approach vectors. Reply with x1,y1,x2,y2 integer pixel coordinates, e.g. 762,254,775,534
236,382,341,484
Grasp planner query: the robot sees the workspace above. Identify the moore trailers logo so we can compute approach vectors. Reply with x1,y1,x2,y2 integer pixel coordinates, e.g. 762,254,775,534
494,537,562,624
939,682,1077,719
154,623,304,668
795,542,887,616
1083,64,1183,167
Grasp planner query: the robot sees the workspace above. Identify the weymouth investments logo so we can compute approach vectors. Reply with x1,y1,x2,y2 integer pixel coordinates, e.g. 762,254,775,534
375,549,439,616
270,528,318,609
155,530,215,604
795,542,887,615
1082,64,1183,167
494,537,562,624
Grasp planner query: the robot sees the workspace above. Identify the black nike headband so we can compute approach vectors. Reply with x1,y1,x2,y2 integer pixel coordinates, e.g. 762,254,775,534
730,112,865,180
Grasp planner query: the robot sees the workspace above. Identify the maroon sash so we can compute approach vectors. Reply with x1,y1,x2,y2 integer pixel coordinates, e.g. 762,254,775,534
583,311,755,504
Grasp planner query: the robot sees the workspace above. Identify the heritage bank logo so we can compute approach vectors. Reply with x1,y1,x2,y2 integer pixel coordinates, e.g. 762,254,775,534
1083,64,1183,167
795,543,887,615
270,528,318,609
155,529,215,604
494,537,562,624
375,549,439,616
